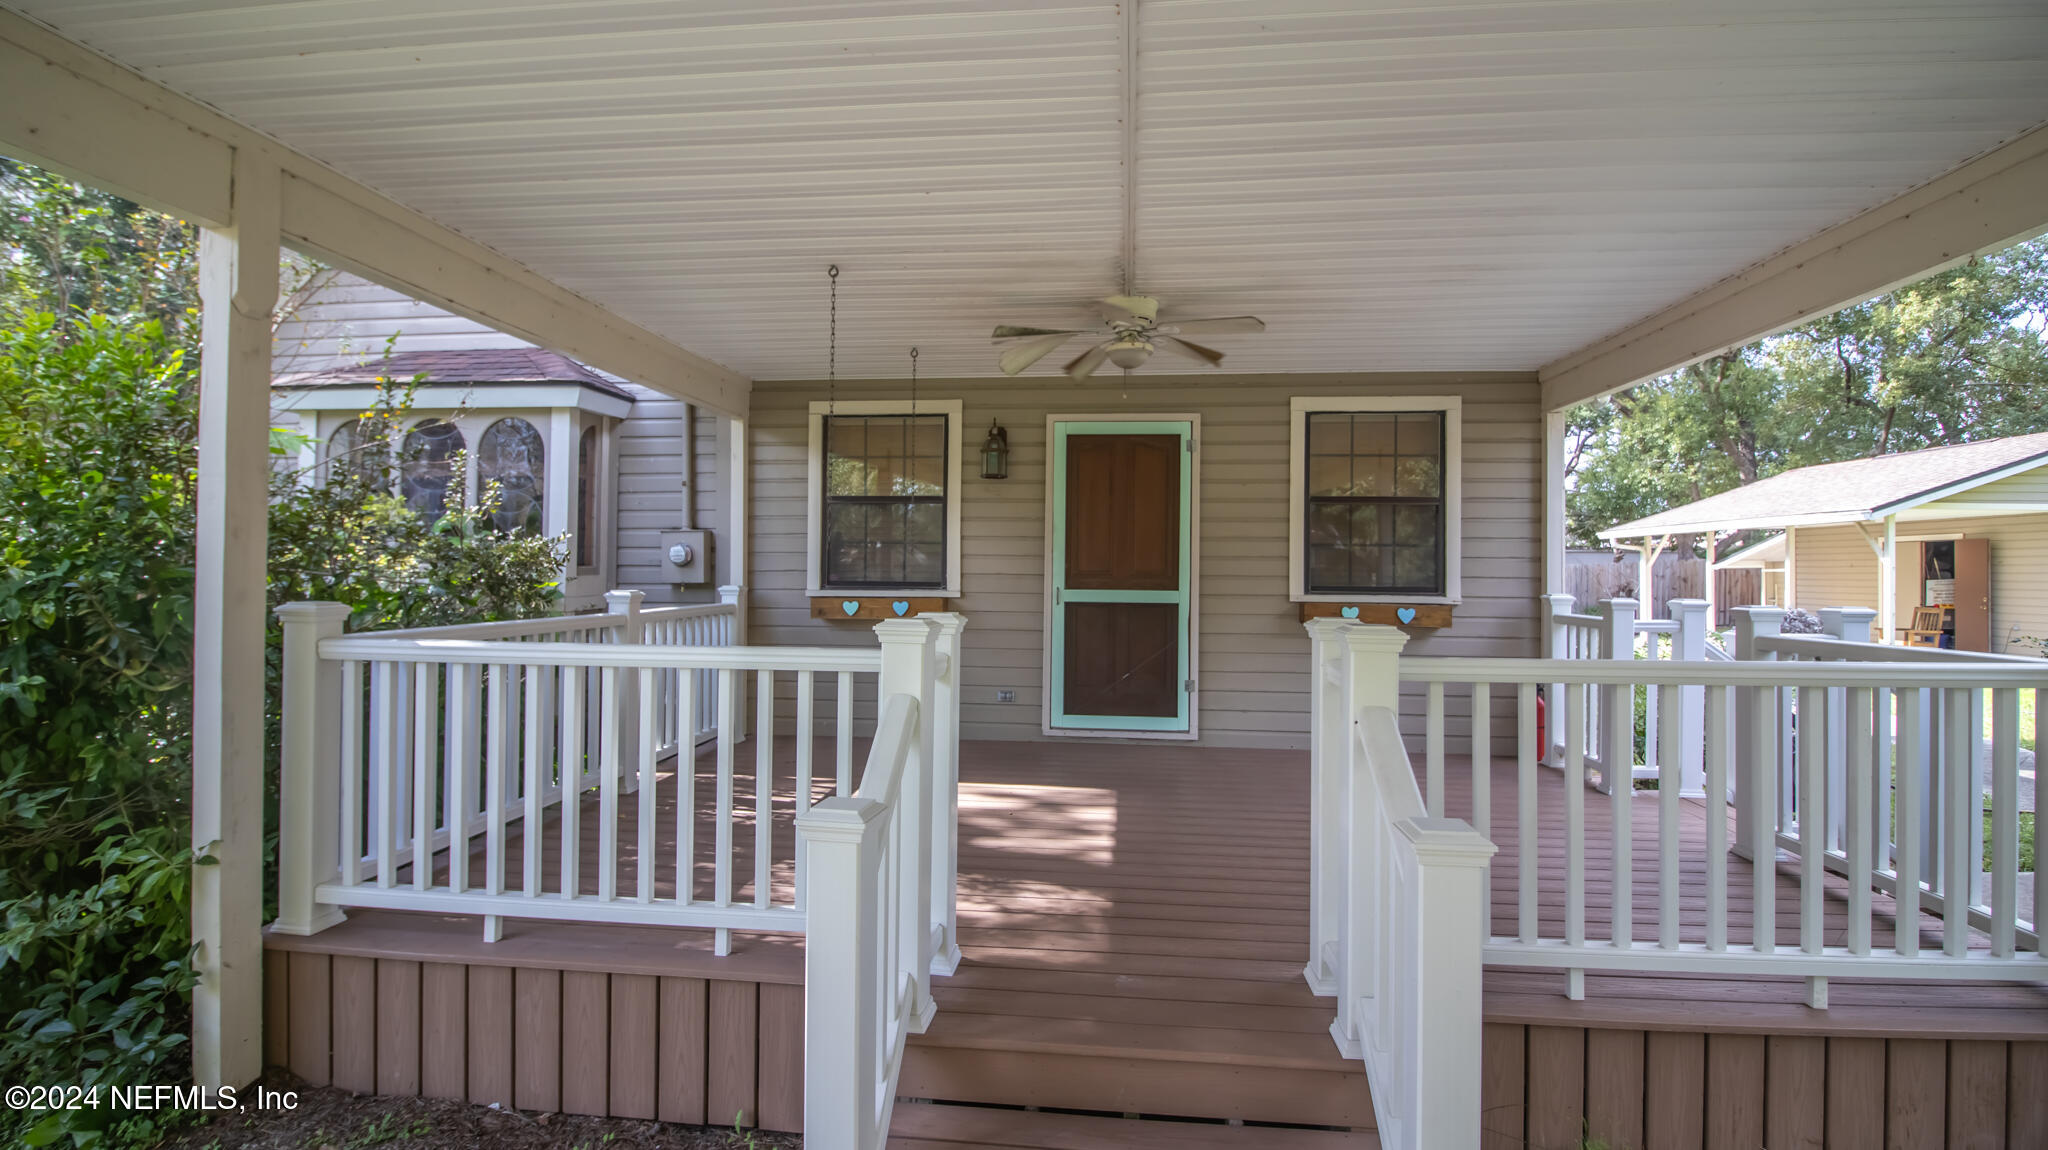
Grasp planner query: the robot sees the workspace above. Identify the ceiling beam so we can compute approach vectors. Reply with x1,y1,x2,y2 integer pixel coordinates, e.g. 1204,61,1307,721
1540,122,2048,413
0,9,749,417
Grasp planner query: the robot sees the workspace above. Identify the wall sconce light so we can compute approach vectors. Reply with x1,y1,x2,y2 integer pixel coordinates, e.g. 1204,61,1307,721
980,419,1010,480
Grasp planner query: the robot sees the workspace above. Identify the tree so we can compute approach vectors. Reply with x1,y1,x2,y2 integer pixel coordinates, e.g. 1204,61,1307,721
1567,238,2048,546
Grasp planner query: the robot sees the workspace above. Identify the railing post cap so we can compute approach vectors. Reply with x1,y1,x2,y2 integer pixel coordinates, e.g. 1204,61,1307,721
604,589,646,611
1732,605,1786,626
797,795,887,843
1668,598,1709,612
1397,816,1499,864
1304,617,1353,639
1340,623,1409,654
275,600,352,626
1600,597,1639,612
921,611,968,635
873,616,937,643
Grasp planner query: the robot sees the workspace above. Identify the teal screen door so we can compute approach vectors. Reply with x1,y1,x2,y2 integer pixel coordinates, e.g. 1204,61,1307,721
1050,421,1193,732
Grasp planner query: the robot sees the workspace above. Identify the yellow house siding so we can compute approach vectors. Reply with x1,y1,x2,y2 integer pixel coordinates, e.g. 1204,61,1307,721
1792,513,2048,651
747,372,1542,749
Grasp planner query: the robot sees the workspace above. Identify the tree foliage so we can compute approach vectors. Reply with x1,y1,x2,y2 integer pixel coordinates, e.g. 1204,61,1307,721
1568,239,2048,545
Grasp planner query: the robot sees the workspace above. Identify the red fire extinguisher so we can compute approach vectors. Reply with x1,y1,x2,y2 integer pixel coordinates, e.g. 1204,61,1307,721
1534,692,1547,758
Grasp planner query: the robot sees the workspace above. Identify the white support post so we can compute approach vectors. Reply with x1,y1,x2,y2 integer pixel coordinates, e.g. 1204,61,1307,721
924,612,968,978
191,149,278,1092
795,795,885,1148
272,602,351,937
1543,409,1567,605
874,617,938,1032
1399,817,1498,1150
1731,606,1786,862
1330,624,1408,1058
606,590,645,791
1879,515,1898,644
1303,618,1354,995
1704,532,1720,631
1595,598,1638,793
1669,599,1710,797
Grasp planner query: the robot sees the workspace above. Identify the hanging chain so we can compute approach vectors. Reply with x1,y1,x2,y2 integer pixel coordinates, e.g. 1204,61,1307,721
826,264,839,416
909,345,919,416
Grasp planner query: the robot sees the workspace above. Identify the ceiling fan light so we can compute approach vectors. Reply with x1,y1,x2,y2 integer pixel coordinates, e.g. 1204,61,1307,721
1105,337,1153,370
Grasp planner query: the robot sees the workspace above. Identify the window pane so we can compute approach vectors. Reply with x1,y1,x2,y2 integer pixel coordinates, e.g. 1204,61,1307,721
1395,455,1440,498
576,425,598,567
479,417,545,535
1396,413,1441,456
1395,546,1436,588
325,417,386,489
821,413,947,588
1307,455,1353,498
401,419,465,524
1307,413,1351,456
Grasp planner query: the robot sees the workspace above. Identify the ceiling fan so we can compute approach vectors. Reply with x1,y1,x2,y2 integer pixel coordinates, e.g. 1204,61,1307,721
992,295,1266,379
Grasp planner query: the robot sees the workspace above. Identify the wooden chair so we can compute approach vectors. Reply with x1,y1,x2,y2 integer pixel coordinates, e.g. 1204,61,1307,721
1905,605,1947,648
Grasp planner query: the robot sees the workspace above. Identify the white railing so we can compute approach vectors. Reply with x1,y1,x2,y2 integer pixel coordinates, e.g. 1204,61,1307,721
1545,594,1712,796
274,598,966,1150
1304,621,1495,1150
1396,613,2044,1005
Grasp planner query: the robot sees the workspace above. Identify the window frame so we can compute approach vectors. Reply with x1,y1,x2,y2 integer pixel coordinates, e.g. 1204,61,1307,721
1287,396,1462,604
805,398,965,598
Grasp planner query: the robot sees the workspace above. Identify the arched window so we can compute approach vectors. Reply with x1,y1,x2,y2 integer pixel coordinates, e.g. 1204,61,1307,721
478,417,545,534
576,424,599,568
324,417,385,488
400,419,465,523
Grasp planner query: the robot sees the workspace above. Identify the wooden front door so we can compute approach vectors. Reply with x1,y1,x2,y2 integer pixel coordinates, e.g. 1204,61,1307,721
1049,420,1195,732
1954,536,1990,652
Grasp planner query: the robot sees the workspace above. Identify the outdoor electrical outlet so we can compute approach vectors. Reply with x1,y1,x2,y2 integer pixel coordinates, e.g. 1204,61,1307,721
996,689,1016,703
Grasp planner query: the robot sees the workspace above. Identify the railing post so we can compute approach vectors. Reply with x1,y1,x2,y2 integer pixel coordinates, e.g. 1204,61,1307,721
1303,617,1353,995
607,590,645,790
1400,817,1498,1150
1594,598,1638,793
923,612,968,977
1731,606,1786,862
796,795,885,1148
874,616,938,1032
1670,598,1710,797
1542,593,1575,765
1330,624,1408,1057
273,601,352,936
719,583,745,645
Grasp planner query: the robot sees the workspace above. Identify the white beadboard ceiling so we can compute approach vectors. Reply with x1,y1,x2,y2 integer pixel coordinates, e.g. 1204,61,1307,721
14,0,2048,381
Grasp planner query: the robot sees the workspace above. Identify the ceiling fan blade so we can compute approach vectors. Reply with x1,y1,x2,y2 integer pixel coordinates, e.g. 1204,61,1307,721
1160,336,1227,367
1098,295,1160,322
1162,315,1265,336
992,325,1085,340
996,331,1081,375
1064,341,1113,380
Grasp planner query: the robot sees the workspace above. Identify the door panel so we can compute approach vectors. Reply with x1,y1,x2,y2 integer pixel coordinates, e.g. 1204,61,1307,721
1062,602,1180,717
1064,435,1180,591
1049,421,1194,732
1955,537,1990,652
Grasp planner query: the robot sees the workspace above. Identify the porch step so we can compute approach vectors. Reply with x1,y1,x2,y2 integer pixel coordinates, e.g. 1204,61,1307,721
888,1101,1380,1149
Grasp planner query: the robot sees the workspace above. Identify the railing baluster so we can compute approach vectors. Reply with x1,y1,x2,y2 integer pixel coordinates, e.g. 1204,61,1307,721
639,660,658,903
1989,687,2018,958
837,670,855,796
444,664,472,895
372,662,398,888
523,665,546,898
756,668,775,909
1895,687,1922,957
795,670,815,910
1657,675,1680,950
1565,681,1587,974
1470,681,1490,937
1748,677,1776,955
1797,686,1825,958
485,664,509,906
674,662,696,907
412,663,437,892
339,660,363,886
598,665,621,903
1517,682,1537,945
1845,686,1873,955
714,667,737,956
558,659,583,901
1609,670,1633,949
1944,687,1973,958
1705,685,1728,952
1425,680,1445,817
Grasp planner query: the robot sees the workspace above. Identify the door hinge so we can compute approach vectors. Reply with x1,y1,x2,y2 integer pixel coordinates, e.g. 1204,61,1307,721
1055,587,1062,605
1185,439,1196,453
1184,677,1196,692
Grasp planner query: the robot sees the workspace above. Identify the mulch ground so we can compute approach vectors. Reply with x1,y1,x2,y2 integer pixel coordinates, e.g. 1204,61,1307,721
157,1070,803,1150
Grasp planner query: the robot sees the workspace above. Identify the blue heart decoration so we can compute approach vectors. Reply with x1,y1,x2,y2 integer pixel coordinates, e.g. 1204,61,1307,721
892,600,911,617
841,600,860,616
1339,606,1360,619
1396,607,1418,625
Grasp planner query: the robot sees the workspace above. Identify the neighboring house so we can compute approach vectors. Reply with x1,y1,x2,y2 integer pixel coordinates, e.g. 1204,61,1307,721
271,273,738,611
1602,432,2048,651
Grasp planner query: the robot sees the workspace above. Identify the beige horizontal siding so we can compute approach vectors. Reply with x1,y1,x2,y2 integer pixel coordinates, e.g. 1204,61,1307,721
747,372,1543,749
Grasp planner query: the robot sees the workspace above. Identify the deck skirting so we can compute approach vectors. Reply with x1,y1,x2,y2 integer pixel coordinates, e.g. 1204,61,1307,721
262,927,803,1132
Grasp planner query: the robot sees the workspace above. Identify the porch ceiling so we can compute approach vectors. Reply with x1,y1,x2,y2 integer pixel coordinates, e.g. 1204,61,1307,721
15,1,2048,383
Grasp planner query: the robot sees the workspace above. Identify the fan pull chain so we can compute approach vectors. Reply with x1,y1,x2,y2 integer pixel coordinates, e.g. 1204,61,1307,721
909,346,919,417
826,264,839,416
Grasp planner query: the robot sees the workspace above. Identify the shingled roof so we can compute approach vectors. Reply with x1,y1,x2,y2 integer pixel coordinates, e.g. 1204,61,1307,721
274,348,635,402
1599,431,2048,538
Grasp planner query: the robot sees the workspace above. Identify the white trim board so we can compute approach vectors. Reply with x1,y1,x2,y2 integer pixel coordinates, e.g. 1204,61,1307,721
804,399,965,599
1287,395,1464,604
